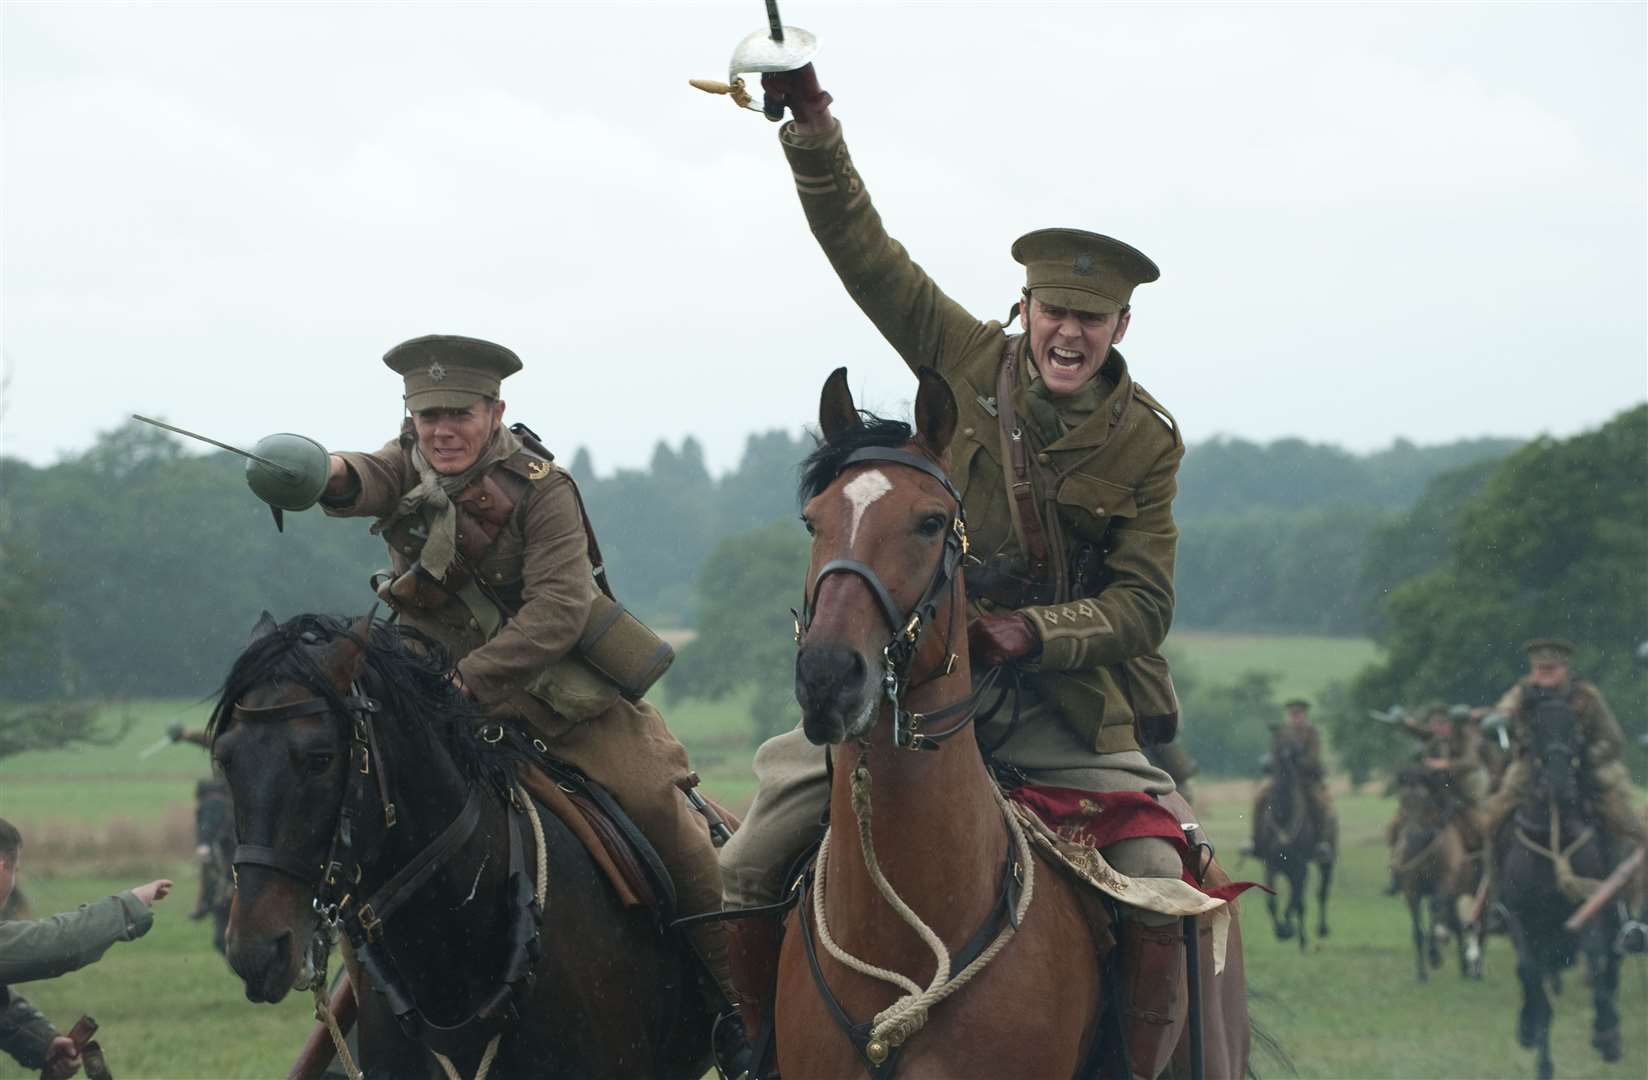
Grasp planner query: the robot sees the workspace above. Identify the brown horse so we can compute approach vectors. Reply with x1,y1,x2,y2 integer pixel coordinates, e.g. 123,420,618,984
777,367,1248,1079
1390,766,1483,981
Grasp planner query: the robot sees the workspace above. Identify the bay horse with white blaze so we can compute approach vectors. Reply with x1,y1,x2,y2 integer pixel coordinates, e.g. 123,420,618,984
212,613,713,1078
777,367,1248,1079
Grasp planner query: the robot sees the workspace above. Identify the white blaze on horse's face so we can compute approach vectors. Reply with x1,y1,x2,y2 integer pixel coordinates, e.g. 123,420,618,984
842,469,893,546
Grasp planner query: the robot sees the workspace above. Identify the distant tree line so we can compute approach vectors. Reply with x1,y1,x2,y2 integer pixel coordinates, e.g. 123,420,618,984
1326,405,1648,783
1,414,1525,700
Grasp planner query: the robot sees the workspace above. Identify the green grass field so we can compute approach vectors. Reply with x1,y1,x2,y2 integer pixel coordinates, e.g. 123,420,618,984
1164,630,1380,704
3,634,1644,1078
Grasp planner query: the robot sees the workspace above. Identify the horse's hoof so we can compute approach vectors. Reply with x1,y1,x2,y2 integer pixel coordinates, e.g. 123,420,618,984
1537,1061,1553,1080
1318,925,1331,938
1275,925,1295,941
1592,1027,1621,1062
1518,1015,1538,1048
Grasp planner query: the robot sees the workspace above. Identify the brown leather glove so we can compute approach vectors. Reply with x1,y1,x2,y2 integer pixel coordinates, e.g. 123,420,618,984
968,613,1041,667
760,64,832,127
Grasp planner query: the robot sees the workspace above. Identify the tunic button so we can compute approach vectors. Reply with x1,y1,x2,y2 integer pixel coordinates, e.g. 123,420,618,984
963,427,975,438
493,572,503,582
468,618,480,630
1036,452,1051,465
1095,506,1106,516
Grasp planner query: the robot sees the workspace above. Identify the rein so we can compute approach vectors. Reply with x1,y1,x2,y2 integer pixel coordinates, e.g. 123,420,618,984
228,681,544,1079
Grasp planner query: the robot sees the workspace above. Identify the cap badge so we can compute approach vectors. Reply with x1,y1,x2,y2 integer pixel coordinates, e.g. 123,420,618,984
427,362,447,382
1072,254,1096,276
526,460,552,481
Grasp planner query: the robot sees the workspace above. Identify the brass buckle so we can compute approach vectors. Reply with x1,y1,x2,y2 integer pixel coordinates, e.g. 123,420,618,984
901,613,921,642
384,802,398,828
358,903,382,942
953,517,970,557
357,748,371,777
482,724,505,744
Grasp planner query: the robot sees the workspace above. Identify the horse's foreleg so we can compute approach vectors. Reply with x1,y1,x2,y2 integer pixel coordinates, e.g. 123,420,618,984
1265,865,1290,941
1316,857,1334,939
1292,867,1308,953
1408,893,1428,982
1585,925,1622,1063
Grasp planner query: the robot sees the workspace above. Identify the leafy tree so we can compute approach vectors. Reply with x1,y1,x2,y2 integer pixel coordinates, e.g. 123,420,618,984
1168,654,1282,778
669,521,810,740
1333,405,1648,777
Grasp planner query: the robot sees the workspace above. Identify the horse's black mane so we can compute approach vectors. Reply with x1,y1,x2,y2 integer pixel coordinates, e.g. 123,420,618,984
207,614,524,789
798,412,914,504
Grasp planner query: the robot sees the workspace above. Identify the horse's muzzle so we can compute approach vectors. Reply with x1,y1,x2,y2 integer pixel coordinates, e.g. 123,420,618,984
227,926,297,1003
796,643,876,745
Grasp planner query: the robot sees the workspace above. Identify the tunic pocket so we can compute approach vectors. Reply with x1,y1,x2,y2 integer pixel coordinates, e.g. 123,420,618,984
1054,472,1138,541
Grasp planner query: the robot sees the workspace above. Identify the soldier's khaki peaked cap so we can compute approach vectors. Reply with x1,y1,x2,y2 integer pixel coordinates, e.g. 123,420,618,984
1011,228,1161,315
1524,638,1576,664
384,334,522,410
1284,698,1310,711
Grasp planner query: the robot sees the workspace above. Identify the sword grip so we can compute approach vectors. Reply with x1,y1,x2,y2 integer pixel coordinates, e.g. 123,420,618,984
761,64,832,127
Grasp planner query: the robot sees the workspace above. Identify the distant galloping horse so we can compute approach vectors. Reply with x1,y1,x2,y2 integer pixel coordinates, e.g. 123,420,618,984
1497,692,1623,1080
212,613,713,1079
1254,739,1333,948
776,367,1249,1079
1390,766,1482,981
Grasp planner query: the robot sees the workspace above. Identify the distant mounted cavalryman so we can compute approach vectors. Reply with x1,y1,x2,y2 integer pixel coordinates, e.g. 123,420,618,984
1249,699,1338,862
1480,640,1646,887
307,337,747,1064
715,64,1193,1078
1383,703,1488,894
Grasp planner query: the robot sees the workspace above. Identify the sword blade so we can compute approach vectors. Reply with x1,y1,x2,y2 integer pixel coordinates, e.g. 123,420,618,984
131,414,298,479
137,735,175,760
765,0,784,42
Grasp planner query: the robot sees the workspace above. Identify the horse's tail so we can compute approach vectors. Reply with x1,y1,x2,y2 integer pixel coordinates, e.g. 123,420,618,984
1243,985,1295,1080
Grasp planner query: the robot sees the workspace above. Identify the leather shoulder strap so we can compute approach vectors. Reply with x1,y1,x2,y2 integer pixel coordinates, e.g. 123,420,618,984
508,423,614,602
994,334,1051,584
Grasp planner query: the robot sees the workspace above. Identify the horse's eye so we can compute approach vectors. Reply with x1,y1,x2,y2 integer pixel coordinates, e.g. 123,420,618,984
304,752,336,776
800,516,816,536
214,754,232,772
918,514,946,537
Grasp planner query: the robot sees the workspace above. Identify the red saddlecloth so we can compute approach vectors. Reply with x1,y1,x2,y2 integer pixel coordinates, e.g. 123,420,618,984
1007,785,1259,902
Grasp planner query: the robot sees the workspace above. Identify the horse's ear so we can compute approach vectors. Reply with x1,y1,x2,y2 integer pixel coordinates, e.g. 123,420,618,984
819,367,861,443
323,612,374,693
250,611,279,645
913,367,958,455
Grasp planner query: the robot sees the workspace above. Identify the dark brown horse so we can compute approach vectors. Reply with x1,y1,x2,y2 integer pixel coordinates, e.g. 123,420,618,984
211,613,712,1078
777,367,1248,1079
1390,766,1482,981
1254,739,1333,949
1496,690,1623,1080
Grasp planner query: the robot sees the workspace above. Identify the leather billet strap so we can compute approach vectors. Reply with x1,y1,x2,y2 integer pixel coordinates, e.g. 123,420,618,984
350,789,484,939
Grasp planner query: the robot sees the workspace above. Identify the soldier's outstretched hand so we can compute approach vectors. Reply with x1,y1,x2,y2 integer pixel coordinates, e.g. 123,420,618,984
131,879,173,906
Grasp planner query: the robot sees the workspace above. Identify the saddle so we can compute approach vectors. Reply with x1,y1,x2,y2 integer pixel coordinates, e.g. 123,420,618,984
515,755,678,920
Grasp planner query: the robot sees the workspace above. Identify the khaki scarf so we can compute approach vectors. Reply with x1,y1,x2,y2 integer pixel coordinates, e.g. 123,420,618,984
372,424,523,578
1023,359,1105,445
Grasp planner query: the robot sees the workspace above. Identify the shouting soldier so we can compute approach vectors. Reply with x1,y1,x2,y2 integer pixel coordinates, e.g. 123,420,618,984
716,64,1192,1079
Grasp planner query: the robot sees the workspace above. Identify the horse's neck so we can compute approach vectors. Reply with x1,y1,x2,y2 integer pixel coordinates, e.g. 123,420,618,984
368,723,511,1022
824,653,1008,966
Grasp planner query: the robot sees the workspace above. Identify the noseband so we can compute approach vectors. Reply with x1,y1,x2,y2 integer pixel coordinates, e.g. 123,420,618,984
796,446,984,751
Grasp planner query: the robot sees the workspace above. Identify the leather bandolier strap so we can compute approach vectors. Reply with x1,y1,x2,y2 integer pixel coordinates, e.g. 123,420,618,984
994,336,1058,595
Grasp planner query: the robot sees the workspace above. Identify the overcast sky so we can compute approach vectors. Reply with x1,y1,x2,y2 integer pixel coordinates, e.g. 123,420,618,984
3,1,1644,476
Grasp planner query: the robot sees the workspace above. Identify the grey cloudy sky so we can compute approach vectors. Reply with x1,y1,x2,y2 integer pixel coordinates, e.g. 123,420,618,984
3,1,1644,475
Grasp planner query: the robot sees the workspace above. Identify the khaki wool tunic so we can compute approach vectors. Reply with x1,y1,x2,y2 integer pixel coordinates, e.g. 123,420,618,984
781,120,1185,758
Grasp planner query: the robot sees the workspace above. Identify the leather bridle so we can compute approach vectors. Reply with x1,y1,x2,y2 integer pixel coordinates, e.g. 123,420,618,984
227,679,543,1059
795,446,991,751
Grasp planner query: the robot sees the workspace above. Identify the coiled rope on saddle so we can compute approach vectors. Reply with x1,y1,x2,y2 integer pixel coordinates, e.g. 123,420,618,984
1515,798,1601,904
315,781,549,1080
812,757,1036,1055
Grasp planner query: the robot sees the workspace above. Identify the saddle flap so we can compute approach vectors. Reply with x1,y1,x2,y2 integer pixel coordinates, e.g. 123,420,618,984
517,765,675,917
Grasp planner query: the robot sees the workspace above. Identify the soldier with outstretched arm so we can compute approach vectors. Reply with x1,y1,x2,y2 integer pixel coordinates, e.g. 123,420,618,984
0,817,171,1077
716,60,1195,1079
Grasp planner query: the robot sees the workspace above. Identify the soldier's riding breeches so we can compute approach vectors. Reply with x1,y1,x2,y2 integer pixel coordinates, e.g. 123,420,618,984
720,724,1183,924
523,697,731,994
